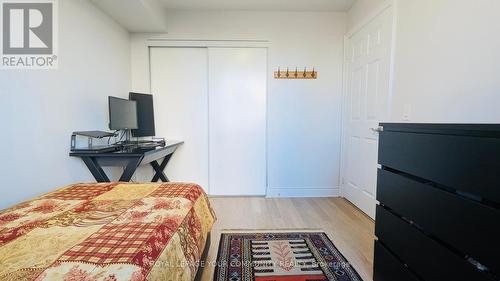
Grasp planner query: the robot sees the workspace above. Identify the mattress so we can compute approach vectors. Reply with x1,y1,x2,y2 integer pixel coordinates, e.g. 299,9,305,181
0,182,216,281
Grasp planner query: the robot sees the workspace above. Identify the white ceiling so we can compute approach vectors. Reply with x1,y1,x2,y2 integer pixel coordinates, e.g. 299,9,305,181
91,0,356,33
158,0,356,12
91,0,169,32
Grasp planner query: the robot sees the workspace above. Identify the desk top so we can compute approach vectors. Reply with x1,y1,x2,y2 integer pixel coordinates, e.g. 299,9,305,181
69,140,183,157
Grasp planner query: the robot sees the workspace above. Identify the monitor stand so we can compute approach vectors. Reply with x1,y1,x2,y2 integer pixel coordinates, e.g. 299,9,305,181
120,130,154,147
124,129,132,143
119,130,139,148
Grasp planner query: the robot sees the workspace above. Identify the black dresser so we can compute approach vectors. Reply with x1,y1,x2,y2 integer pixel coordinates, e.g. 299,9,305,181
373,123,500,281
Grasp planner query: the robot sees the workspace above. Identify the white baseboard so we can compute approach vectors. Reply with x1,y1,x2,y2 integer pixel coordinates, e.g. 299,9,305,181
266,187,340,198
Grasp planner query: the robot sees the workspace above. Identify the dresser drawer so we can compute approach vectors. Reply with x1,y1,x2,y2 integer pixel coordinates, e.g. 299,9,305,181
377,169,500,273
374,241,419,281
378,130,500,203
375,206,492,281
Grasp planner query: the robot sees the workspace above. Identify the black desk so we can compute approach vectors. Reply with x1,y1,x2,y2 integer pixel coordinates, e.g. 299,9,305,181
70,141,183,183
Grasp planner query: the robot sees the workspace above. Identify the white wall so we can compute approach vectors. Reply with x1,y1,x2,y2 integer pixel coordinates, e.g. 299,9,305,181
391,0,500,122
0,0,131,208
131,11,346,197
347,0,386,31
348,0,500,123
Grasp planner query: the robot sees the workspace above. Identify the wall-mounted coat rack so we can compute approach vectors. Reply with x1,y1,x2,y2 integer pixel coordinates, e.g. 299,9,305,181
274,67,317,79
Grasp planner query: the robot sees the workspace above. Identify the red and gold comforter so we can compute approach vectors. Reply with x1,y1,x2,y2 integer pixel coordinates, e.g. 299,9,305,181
0,182,216,281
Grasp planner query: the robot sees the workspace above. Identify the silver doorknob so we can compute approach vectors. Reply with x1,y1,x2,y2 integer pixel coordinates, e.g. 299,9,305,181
370,126,384,133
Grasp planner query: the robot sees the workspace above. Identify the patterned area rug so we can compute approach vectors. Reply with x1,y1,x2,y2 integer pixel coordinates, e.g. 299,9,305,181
214,231,363,281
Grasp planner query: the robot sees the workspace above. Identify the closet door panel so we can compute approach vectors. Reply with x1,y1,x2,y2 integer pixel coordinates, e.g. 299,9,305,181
208,48,267,196
150,47,209,191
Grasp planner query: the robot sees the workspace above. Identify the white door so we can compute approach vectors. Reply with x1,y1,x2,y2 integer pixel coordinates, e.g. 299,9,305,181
150,47,209,191
208,48,267,196
341,7,394,218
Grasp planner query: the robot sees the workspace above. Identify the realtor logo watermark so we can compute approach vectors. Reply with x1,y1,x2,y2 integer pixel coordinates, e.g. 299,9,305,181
1,0,58,69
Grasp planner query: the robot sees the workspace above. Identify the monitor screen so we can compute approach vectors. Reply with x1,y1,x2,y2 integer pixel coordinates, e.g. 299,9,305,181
108,96,138,130
129,92,155,137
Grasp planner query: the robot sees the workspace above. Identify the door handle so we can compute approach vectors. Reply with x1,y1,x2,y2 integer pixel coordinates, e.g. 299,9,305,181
370,126,384,133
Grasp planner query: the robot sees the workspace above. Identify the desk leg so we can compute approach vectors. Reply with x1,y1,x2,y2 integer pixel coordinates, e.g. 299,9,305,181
82,157,110,182
119,157,142,182
151,154,172,182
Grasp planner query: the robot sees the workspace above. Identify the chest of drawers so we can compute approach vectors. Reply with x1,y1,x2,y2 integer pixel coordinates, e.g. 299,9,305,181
374,123,500,281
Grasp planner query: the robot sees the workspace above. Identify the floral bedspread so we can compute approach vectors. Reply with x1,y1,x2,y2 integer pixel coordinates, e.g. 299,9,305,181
0,182,216,281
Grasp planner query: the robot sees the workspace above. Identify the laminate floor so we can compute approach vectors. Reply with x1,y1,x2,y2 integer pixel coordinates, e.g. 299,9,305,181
200,197,375,281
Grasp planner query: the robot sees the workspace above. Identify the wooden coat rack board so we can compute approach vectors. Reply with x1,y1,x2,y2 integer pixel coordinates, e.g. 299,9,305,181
274,67,317,79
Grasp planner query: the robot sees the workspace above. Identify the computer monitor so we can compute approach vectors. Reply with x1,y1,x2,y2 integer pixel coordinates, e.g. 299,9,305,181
129,92,155,137
108,96,138,130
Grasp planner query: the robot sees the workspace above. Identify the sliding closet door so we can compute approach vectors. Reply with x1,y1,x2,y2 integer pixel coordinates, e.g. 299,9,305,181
208,48,267,196
150,47,209,191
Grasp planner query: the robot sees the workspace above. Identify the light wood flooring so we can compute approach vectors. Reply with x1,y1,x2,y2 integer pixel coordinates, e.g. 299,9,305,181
200,197,375,281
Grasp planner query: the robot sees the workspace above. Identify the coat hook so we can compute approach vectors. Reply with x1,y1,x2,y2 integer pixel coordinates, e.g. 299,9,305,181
286,68,289,78
303,67,307,77
277,67,281,78
294,67,298,78
312,67,316,78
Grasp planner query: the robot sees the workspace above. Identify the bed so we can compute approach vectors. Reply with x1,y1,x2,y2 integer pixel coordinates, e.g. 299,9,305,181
0,182,216,281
